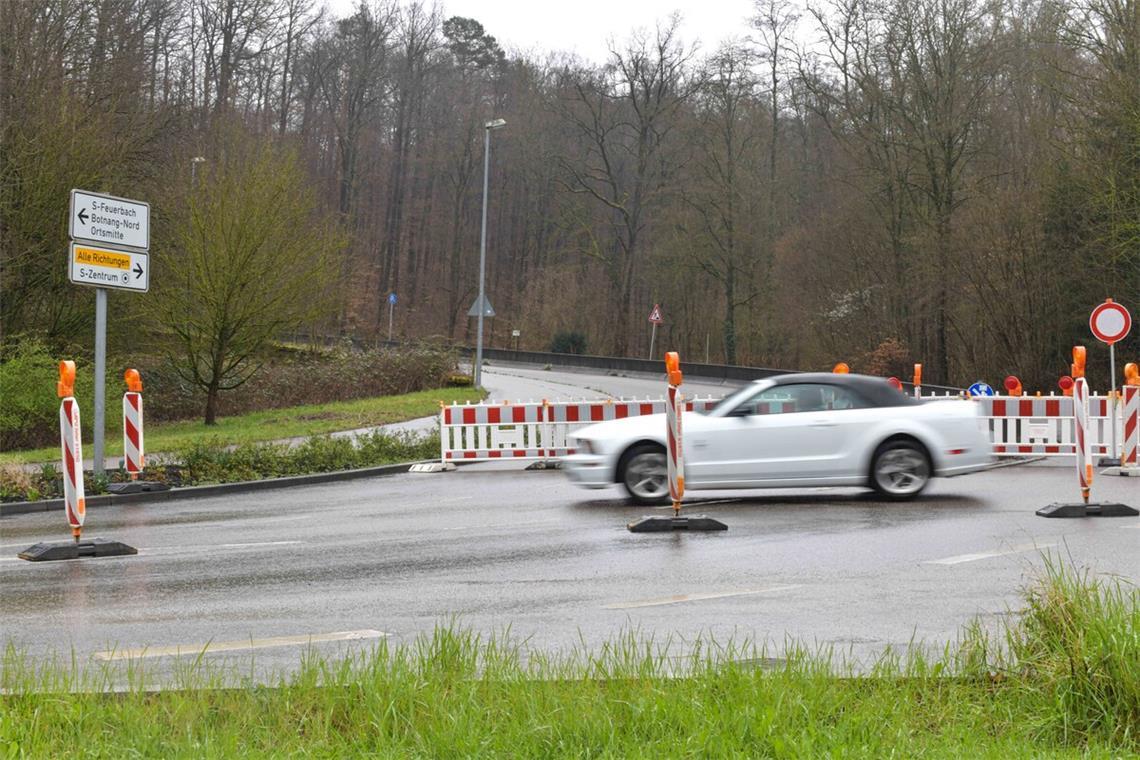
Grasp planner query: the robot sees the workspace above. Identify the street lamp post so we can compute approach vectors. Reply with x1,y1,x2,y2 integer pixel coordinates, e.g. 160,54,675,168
475,118,506,389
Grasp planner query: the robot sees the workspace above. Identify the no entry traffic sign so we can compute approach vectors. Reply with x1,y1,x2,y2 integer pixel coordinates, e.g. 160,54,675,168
1091,299,1131,345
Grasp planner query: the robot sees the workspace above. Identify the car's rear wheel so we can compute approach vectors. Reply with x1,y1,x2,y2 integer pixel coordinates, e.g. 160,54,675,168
619,444,670,505
870,440,931,500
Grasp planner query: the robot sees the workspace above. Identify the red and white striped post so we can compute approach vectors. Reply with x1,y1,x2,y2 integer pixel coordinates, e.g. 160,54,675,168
1074,376,1092,503
665,351,684,516
1122,363,1139,470
122,368,144,480
57,361,86,543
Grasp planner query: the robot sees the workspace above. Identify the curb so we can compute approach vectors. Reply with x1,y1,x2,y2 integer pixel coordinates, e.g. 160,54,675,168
0,461,430,518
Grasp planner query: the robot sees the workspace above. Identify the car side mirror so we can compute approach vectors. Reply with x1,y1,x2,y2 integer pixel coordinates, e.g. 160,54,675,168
727,405,751,418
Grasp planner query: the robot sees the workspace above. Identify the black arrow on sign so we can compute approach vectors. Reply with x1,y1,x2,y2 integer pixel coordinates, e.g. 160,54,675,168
133,262,144,279
77,208,89,225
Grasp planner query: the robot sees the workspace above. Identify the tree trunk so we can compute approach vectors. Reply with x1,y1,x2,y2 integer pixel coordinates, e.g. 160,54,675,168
204,377,221,425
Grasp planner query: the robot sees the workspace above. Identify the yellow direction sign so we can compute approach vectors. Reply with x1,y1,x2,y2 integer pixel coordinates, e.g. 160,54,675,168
69,242,149,292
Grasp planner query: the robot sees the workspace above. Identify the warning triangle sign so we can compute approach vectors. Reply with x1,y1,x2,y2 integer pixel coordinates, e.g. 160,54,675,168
648,303,663,324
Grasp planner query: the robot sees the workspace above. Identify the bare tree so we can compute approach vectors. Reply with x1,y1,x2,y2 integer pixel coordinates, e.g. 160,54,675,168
558,17,695,354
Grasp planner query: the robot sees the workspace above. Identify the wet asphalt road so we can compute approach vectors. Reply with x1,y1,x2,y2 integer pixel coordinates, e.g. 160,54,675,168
2,365,1138,683
3,460,1138,681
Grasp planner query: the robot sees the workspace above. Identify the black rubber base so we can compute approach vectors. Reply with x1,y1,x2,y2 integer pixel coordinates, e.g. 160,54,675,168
106,481,171,494
1036,502,1139,518
18,538,138,562
628,515,728,532
1096,456,1120,468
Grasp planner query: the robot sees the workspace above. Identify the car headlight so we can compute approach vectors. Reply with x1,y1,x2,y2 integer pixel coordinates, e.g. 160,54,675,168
572,438,594,454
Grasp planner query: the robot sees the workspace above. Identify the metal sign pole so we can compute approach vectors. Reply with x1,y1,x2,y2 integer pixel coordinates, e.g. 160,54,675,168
648,323,657,360
93,288,107,476
1110,342,1118,459
388,300,394,342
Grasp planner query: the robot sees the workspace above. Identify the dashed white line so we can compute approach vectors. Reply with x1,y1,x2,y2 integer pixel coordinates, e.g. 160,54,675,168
925,542,1057,565
94,629,389,661
603,585,801,609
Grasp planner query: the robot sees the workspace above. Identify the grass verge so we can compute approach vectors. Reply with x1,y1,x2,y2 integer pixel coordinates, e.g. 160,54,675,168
2,560,1137,756
0,386,486,466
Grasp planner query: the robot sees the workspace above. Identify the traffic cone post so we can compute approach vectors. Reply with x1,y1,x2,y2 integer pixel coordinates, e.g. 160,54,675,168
18,362,138,561
628,352,727,533
1037,374,1137,518
107,369,170,494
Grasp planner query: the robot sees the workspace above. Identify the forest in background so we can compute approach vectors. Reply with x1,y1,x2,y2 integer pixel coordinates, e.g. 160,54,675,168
2,0,1138,389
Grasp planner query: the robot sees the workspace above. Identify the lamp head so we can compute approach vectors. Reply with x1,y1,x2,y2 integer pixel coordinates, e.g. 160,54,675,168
485,118,506,130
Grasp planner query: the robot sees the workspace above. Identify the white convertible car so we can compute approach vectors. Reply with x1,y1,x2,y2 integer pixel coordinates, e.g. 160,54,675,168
562,373,992,503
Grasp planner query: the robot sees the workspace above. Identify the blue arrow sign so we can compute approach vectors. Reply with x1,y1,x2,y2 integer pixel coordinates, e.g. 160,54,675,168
388,292,397,305
968,381,995,397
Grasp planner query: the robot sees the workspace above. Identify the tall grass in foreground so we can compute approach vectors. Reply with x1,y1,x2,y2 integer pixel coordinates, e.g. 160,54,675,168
2,560,1137,757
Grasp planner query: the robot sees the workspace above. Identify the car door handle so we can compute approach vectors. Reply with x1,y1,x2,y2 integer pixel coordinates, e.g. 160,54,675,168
691,439,709,449
809,420,837,428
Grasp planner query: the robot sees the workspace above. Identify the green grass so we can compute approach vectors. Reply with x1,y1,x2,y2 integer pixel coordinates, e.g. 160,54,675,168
0,386,486,466
2,560,1137,756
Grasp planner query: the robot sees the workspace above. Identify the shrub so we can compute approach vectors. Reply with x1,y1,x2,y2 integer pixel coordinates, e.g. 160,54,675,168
0,430,439,501
0,339,118,450
549,331,587,355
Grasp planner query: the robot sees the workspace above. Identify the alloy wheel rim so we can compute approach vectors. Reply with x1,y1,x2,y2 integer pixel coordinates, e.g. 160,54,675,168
626,452,669,499
875,448,929,495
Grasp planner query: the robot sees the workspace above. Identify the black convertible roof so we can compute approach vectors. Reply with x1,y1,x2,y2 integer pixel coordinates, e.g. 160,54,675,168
764,372,918,408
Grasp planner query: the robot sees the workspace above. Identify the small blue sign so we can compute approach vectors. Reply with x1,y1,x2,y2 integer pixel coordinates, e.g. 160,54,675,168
388,292,397,305
968,381,995,397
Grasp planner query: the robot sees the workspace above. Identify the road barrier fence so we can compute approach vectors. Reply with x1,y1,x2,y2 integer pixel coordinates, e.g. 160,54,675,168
437,390,1138,465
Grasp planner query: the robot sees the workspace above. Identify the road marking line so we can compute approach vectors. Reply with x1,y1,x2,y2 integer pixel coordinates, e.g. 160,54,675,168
603,585,801,609
93,629,389,661
925,542,1057,565
217,541,302,549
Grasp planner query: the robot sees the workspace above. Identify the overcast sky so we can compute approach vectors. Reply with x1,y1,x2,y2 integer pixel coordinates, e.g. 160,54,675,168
323,0,762,63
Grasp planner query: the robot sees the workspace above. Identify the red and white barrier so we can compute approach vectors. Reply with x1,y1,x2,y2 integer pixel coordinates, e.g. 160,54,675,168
1123,385,1139,469
978,393,1121,457
438,397,720,463
1074,377,1092,502
122,368,145,478
57,362,86,540
665,353,684,512
436,383,1135,466
123,391,143,478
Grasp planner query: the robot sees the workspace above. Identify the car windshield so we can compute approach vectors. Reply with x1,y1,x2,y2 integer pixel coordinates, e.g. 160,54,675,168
705,382,768,414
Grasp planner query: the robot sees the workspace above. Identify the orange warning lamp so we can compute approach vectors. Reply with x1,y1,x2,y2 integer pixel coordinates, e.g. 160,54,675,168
887,376,903,391
832,362,850,374
664,351,682,386
57,360,76,398
1004,375,1022,397
124,368,142,392
1059,375,1074,396
1072,346,1086,379
913,363,922,387
1124,362,1139,387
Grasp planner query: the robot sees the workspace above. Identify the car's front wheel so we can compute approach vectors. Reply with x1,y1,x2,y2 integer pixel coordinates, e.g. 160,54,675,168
870,440,931,500
619,444,670,505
